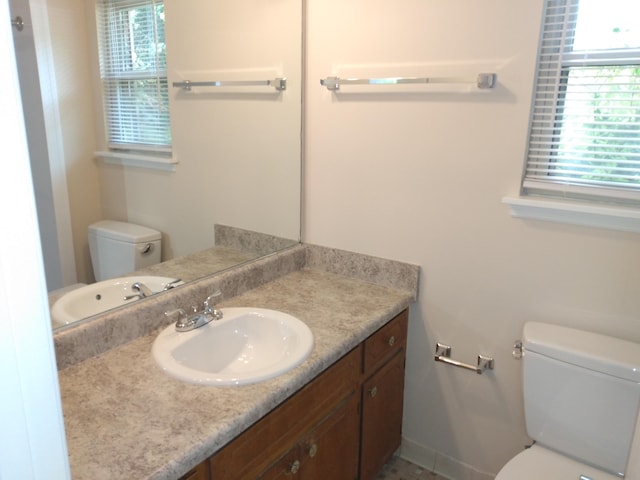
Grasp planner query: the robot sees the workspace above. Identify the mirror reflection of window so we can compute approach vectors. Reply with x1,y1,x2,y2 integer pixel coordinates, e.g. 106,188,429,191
96,0,172,155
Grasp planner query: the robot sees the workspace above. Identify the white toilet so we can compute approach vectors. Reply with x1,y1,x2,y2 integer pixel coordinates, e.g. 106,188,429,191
88,220,162,281
497,322,640,480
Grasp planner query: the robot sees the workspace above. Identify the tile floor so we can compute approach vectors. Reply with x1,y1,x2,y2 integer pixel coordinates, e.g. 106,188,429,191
376,456,449,480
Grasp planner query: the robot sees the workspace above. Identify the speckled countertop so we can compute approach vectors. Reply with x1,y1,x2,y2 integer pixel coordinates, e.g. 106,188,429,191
57,245,419,480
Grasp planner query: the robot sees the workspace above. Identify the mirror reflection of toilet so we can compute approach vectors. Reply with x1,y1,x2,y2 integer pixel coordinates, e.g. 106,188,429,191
88,220,162,282
497,322,640,480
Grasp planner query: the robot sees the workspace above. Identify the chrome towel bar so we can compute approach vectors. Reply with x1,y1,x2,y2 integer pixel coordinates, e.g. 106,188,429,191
434,343,494,375
320,73,496,91
172,77,287,91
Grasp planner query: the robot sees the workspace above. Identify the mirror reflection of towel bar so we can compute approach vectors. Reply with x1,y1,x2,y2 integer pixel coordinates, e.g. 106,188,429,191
320,73,496,91
434,342,495,374
172,78,287,91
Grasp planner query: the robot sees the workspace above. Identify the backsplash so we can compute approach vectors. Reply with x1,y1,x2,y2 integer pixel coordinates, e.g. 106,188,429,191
53,243,419,370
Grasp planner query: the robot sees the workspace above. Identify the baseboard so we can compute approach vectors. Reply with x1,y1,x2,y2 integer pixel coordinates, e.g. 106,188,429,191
399,437,495,480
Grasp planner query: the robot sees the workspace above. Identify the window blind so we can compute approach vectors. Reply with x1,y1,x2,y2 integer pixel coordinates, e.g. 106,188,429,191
96,0,171,151
524,0,640,204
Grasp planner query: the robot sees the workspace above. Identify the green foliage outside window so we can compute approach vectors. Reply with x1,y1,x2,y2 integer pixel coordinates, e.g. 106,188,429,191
556,66,640,187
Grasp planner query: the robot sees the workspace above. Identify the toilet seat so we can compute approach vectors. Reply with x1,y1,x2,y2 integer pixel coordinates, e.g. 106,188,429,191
496,445,623,480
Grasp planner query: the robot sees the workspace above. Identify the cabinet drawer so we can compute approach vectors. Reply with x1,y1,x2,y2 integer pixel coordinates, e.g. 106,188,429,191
363,309,408,374
210,346,361,479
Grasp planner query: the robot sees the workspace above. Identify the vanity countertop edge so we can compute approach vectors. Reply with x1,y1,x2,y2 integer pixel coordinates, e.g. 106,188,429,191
58,264,416,480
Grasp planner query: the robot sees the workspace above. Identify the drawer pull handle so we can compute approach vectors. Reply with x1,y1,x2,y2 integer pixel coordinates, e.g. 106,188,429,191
369,386,378,398
308,443,318,458
289,459,300,474
388,335,396,347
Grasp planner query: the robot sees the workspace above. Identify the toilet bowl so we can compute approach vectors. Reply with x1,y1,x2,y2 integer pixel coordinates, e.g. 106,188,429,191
496,322,640,479
88,220,162,281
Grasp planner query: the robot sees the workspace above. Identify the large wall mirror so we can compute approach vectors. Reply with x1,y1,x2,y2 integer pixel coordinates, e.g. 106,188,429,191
11,0,302,329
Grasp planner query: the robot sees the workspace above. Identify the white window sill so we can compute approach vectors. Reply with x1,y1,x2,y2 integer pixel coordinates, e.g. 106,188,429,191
95,151,178,172
502,196,640,234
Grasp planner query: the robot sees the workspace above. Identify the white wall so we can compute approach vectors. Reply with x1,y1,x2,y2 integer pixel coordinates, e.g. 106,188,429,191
10,0,83,290
304,1,640,478
15,0,102,287
11,0,63,291
0,0,70,476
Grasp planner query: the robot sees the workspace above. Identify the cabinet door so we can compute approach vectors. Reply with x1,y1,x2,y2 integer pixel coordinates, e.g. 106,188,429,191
301,392,360,480
210,348,361,480
258,393,360,480
360,350,405,480
259,448,301,480
179,461,210,480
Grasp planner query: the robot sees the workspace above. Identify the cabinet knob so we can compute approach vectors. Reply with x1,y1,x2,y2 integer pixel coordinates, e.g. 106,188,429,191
388,335,395,347
308,443,318,458
369,386,378,398
289,460,300,474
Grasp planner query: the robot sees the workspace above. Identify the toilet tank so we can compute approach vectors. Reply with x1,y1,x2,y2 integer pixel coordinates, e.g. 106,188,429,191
88,220,162,281
522,322,640,477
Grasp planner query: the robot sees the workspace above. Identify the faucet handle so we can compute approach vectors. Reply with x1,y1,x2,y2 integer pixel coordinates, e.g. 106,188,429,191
204,290,222,308
203,290,223,320
165,308,188,330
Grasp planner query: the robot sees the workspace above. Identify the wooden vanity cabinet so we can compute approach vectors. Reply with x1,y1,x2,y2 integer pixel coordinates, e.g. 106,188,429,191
183,309,408,480
359,309,408,480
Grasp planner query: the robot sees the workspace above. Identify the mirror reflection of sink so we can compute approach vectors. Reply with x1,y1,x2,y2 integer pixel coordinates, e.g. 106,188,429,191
152,308,314,386
51,276,182,328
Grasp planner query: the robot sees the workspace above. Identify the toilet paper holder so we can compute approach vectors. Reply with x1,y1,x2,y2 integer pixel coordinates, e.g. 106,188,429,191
434,343,494,374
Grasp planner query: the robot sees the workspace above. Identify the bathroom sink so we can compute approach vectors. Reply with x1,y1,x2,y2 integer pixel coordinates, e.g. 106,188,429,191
151,308,314,386
51,276,182,327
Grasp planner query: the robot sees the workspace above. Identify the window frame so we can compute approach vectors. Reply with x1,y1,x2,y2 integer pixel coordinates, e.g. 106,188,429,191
521,0,640,205
95,0,172,156
505,0,640,233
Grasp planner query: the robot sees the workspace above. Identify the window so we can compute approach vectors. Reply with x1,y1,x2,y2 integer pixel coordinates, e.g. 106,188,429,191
523,0,640,205
96,0,171,154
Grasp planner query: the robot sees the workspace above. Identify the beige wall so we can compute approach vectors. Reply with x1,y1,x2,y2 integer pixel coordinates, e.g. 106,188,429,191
304,1,640,478
46,0,101,285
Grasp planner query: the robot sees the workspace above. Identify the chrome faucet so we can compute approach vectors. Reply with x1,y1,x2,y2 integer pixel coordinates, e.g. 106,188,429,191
123,281,154,301
166,290,223,332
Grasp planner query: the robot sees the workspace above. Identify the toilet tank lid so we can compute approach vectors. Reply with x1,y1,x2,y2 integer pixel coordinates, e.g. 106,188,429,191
88,220,161,243
524,322,640,383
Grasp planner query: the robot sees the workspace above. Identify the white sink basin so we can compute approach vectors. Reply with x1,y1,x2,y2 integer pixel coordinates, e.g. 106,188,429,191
51,276,182,327
152,308,314,386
